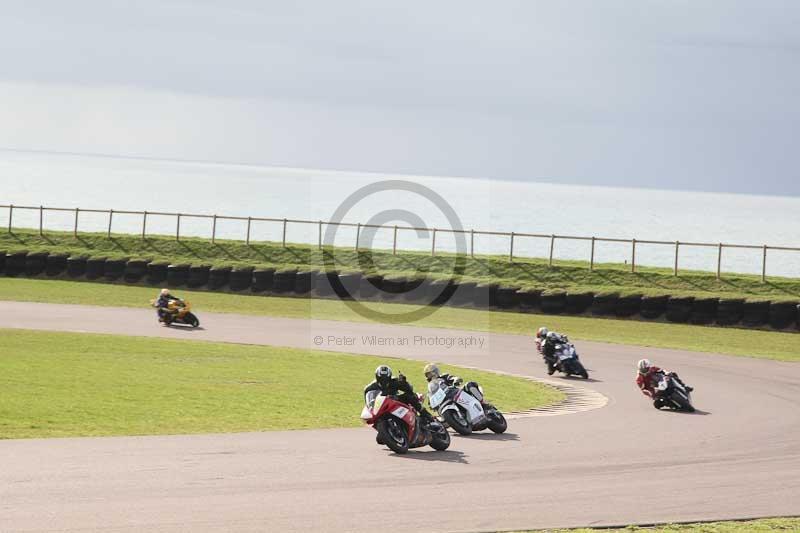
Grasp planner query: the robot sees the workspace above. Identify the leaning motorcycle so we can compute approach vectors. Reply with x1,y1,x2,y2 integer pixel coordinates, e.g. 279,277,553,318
151,298,200,328
428,380,507,436
361,390,450,454
552,343,589,379
653,372,695,412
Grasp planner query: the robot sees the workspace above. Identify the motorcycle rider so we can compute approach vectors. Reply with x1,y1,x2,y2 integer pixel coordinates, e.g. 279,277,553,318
154,288,181,323
534,326,549,353
541,330,569,375
365,365,434,422
636,359,693,408
423,363,462,388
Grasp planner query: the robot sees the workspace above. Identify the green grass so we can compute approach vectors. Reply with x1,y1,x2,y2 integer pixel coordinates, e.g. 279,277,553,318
513,516,800,532
3,228,800,302
0,328,562,439
1,277,799,361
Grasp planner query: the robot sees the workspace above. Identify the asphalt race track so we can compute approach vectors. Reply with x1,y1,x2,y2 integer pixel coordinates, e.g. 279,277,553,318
1,302,799,532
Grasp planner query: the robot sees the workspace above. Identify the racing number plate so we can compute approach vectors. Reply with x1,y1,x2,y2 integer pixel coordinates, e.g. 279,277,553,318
429,388,446,408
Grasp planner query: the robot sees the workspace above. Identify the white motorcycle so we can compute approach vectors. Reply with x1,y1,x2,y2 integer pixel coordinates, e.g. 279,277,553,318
427,379,507,435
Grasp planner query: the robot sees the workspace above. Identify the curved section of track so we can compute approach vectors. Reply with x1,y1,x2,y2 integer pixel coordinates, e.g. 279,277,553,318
1,301,799,533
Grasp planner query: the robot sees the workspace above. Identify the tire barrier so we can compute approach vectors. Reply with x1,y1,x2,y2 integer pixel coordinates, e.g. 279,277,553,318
402,278,432,304
517,288,542,310
640,295,669,319
314,271,337,298
146,262,169,286
229,267,254,291
6,250,28,276
294,270,315,294
0,250,6,274
450,281,477,307
540,290,567,314
124,260,149,283
188,265,211,288
25,252,49,277
66,256,88,278
85,257,107,280
252,268,276,292
716,298,744,326
379,276,407,299
615,294,642,318
167,264,191,287
690,297,719,325
768,301,799,330
742,300,770,327
339,272,363,300
272,269,297,293
104,258,128,281
566,291,593,314
591,293,618,316
495,286,521,309
45,254,68,277
359,275,384,300
208,266,232,290
666,296,694,323
429,278,458,306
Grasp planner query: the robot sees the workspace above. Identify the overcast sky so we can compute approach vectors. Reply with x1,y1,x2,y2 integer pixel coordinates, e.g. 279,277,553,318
1,1,798,195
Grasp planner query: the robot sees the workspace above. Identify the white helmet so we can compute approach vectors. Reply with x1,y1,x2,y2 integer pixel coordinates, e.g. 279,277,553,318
546,331,559,342
536,326,549,339
160,288,170,296
423,363,440,382
638,359,652,375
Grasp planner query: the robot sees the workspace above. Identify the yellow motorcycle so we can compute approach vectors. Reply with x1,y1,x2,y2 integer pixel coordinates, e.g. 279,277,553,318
151,298,200,328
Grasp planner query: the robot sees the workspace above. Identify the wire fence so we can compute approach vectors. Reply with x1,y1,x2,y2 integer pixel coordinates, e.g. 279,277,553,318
2,203,799,281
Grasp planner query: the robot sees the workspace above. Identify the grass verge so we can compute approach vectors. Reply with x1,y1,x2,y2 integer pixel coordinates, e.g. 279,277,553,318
1,278,798,362
3,228,800,301
512,516,800,532
0,328,562,439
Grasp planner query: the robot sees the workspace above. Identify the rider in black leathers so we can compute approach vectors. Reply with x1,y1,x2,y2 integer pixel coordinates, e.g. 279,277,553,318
541,331,569,375
365,365,433,421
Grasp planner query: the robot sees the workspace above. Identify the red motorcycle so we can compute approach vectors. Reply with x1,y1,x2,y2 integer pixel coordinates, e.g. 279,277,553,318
361,391,451,454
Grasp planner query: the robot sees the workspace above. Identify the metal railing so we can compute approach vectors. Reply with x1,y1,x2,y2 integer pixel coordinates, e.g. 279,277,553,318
2,203,798,281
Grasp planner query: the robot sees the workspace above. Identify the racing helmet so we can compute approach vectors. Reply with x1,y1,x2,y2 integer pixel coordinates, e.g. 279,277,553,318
638,359,652,375
423,363,441,382
375,365,393,387
536,326,549,339
546,331,559,342
160,288,170,296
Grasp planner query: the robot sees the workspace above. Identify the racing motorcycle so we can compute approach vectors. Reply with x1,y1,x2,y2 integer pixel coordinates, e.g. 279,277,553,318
361,390,450,454
552,342,589,379
653,372,695,412
151,298,200,328
427,379,507,436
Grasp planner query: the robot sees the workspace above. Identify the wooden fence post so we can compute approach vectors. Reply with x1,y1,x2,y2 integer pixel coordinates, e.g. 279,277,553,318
211,214,217,243
631,238,636,273
392,225,398,255
590,237,596,270
355,223,361,251
431,228,437,256
716,243,722,279
673,241,679,276
107,209,113,238
470,229,475,258
548,235,555,267
73,207,79,237
281,218,287,248
176,214,181,241
761,245,767,282
7,204,13,233
509,232,514,262
318,221,323,250
246,217,252,245
142,211,148,239
39,205,44,236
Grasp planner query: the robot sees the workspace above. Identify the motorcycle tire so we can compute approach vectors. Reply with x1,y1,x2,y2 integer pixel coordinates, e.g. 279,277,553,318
487,410,508,434
443,409,472,436
575,362,589,379
377,418,409,454
671,391,695,412
185,312,200,328
429,425,451,451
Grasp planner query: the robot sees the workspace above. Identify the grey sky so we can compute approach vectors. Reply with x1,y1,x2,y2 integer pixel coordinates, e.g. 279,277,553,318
1,1,798,194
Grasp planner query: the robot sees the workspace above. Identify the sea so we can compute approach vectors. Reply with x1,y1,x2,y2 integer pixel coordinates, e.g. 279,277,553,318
1,150,798,278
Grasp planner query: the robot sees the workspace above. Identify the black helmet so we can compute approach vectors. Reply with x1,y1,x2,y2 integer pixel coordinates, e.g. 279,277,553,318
375,365,393,387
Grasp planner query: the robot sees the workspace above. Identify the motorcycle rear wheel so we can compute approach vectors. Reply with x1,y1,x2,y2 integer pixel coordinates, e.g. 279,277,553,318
377,418,409,454
443,410,472,436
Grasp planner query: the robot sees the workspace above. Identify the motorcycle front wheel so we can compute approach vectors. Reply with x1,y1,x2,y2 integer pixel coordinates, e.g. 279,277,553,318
185,312,200,328
487,409,508,434
429,424,451,451
377,417,409,454
443,409,472,436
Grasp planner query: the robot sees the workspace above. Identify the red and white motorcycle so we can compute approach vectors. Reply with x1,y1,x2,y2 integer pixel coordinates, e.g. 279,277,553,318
361,390,451,454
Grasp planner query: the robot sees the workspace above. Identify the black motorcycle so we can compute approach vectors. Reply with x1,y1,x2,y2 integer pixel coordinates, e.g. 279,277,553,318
552,343,589,379
653,372,695,412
